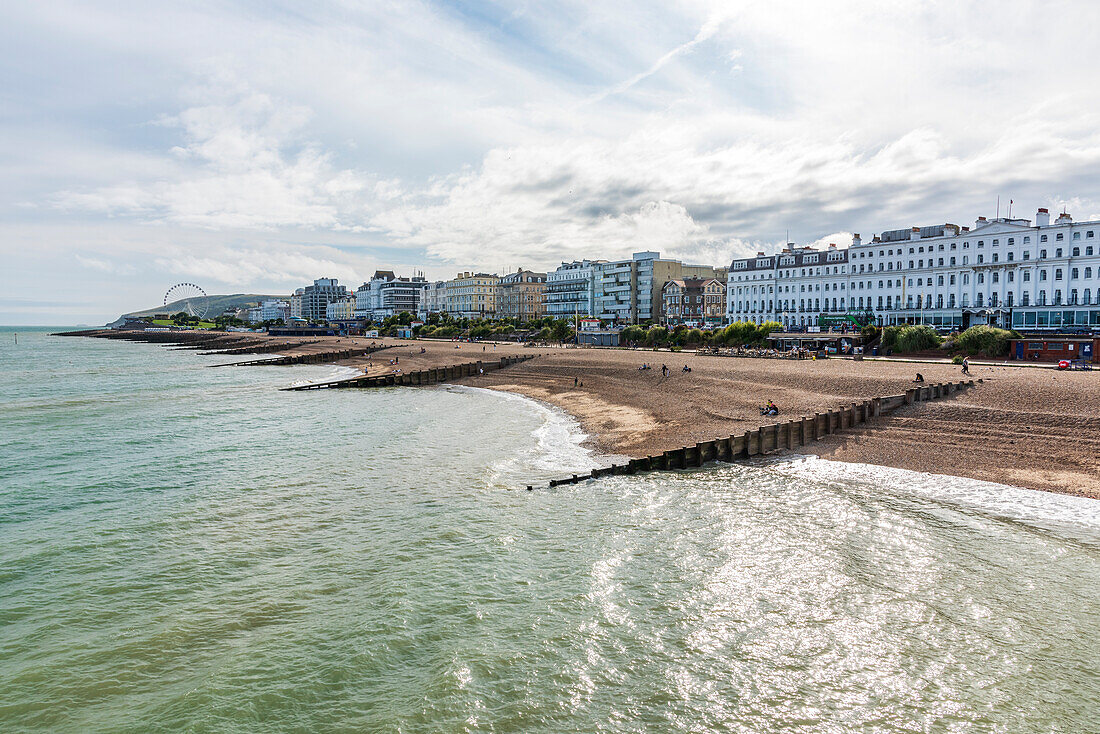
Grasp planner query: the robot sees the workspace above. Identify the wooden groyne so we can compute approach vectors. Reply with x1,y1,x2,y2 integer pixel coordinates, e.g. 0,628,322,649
199,340,320,356
532,379,982,490
281,354,539,391
211,345,394,368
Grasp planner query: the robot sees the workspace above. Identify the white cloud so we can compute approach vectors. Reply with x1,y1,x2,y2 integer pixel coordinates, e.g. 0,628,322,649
6,0,1100,323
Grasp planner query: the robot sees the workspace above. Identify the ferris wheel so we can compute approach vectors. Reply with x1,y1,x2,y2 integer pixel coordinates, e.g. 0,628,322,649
163,283,209,319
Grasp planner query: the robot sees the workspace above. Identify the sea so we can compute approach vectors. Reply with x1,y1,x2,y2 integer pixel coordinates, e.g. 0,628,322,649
1,327,1098,733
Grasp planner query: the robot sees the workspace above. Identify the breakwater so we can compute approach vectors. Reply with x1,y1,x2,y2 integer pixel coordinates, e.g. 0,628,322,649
282,354,539,391
213,345,393,368
534,379,981,490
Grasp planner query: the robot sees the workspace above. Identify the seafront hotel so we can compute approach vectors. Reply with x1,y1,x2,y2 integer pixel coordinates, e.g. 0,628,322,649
727,208,1100,332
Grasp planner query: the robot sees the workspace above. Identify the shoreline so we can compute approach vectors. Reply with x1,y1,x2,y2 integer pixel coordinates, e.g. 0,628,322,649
63,330,1100,499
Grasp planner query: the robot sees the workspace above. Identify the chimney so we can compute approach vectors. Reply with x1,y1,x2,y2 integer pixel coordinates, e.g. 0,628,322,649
1036,208,1050,227
944,224,959,237
975,216,987,228
1056,211,1072,224
756,251,765,257
962,226,969,232
828,243,836,249
852,233,861,247
910,227,921,240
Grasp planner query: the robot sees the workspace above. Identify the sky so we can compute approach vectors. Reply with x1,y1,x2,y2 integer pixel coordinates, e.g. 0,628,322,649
4,0,1100,324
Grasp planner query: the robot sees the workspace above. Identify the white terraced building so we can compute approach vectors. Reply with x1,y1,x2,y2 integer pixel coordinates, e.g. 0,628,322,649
727,207,1100,332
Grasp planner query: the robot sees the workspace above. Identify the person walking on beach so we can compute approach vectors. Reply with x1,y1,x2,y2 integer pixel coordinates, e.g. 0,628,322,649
661,364,669,377
574,376,578,387
961,356,970,375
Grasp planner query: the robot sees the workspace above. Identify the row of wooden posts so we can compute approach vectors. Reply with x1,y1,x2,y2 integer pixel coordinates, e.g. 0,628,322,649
282,354,540,391
215,346,393,368
199,340,319,356
534,379,980,490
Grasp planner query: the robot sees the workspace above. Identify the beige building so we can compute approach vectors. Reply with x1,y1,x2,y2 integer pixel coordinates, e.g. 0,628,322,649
446,272,500,318
496,269,547,321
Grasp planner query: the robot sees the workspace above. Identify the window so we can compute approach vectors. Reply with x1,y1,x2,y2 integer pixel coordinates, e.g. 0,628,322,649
962,256,968,265
978,240,984,247
1008,271,1014,283
963,274,970,285
1086,267,1093,279
1023,271,1031,282
977,254,984,264
1055,269,1063,280
1056,248,1063,257
1040,270,1048,281
1056,233,1063,241
937,275,944,286
1072,268,1079,279
1008,252,1014,262
950,257,957,266
1073,232,1081,240
992,272,999,283
1073,247,1080,256
1040,249,1047,258
1008,238,1014,245
1024,236,1031,243
978,273,985,284
938,258,944,266
949,274,956,285
1023,251,1030,261
1041,235,1048,242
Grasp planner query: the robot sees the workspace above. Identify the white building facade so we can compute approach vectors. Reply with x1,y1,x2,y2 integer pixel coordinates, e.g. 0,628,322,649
354,271,429,321
546,260,600,317
419,281,448,318
728,208,1100,332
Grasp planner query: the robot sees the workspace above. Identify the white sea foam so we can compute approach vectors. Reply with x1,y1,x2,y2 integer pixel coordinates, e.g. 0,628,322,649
448,385,605,484
764,455,1100,542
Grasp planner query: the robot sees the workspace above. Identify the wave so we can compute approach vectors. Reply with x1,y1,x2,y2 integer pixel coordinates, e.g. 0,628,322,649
765,455,1100,543
447,385,605,485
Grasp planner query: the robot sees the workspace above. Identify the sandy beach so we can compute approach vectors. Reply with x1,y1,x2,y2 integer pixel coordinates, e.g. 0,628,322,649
81,331,1100,498
283,335,1100,498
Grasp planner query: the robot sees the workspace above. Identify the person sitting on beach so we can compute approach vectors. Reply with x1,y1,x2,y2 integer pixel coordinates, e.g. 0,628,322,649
682,364,691,373
759,400,779,416
914,373,924,383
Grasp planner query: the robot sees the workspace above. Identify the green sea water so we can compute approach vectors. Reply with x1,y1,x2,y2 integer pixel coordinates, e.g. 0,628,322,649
1,328,1098,732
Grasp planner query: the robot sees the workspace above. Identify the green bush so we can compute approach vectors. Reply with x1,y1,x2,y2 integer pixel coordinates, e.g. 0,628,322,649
685,328,705,345
882,324,942,353
861,324,881,342
670,345,682,352
954,325,1018,357
646,326,668,346
620,325,646,344
952,354,964,364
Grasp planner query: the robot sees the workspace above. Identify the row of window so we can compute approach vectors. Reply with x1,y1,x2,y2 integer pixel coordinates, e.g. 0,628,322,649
734,287,1100,315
